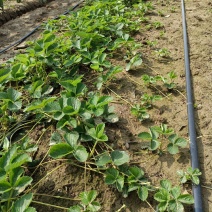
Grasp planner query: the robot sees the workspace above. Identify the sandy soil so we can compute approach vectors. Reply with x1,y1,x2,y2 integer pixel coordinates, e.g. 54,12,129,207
0,0,211,211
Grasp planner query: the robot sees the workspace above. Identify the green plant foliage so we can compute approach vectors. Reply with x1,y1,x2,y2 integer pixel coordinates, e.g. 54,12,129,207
167,134,187,154
177,167,202,185
49,132,88,162
87,123,108,142
69,190,101,212
0,145,34,211
111,150,130,166
138,125,188,153
131,104,150,121
11,193,34,212
154,180,194,212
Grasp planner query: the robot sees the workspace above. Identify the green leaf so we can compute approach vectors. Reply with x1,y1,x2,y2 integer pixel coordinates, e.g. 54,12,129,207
149,127,159,139
97,96,113,107
0,91,7,99
168,200,184,212
7,153,32,171
168,134,178,144
87,124,108,142
24,97,56,111
138,132,152,140
24,207,37,212
158,202,168,212
170,186,181,199
105,114,119,123
95,153,111,166
137,186,148,201
116,175,124,192
8,100,22,111
105,168,119,185
64,132,79,148
80,190,97,205
149,139,160,151
73,146,88,162
93,107,104,116
9,167,24,186
128,183,139,192
90,63,100,70
99,53,107,64
3,137,9,151
63,106,78,115
68,205,81,212
175,138,187,147
67,97,81,111
128,166,144,180
12,193,33,212
43,101,61,113
50,132,62,145
0,181,11,193
7,88,22,101
111,150,129,166
0,145,17,169
14,176,33,193
167,143,179,154
87,201,101,212
160,180,171,191
49,143,73,159
0,169,6,181
191,176,200,185
0,68,10,84
96,123,105,138
154,188,170,203
178,194,194,204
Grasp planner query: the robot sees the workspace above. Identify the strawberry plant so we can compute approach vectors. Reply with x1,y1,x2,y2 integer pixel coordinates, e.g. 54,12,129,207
154,180,194,212
138,124,187,154
131,104,150,121
140,94,162,108
177,167,202,185
0,139,37,211
68,190,101,212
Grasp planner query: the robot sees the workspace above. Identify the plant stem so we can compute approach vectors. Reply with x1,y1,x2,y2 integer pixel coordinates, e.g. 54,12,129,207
145,200,156,212
106,86,133,107
116,204,126,212
89,140,98,157
32,200,70,210
34,193,80,201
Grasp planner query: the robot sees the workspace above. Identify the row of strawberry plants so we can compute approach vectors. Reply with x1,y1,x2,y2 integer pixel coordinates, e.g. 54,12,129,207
0,0,199,211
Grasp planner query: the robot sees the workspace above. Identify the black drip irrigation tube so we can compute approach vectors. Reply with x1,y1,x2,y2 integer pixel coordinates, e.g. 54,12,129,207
181,0,203,211
0,0,84,54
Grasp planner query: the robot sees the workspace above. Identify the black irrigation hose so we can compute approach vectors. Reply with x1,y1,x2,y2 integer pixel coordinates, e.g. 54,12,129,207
0,0,84,55
181,0,203,211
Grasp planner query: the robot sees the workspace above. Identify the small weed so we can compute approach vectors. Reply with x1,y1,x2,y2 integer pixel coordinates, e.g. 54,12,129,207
153,21,164,29
171,6,176,13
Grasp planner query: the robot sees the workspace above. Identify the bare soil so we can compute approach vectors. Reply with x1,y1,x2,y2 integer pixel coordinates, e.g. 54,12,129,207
0,0,211,211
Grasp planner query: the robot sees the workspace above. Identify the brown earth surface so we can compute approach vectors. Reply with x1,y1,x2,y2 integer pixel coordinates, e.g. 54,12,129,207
0,0,211,211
